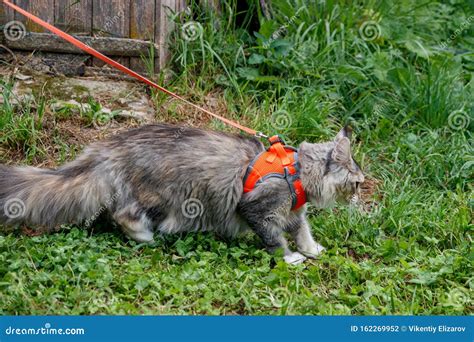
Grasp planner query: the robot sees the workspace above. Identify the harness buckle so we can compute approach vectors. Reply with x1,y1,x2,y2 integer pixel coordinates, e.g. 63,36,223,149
255,131,269,139
268,135,285,145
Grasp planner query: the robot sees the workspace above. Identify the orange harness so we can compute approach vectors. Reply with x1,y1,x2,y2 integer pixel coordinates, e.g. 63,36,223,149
243,136,307,210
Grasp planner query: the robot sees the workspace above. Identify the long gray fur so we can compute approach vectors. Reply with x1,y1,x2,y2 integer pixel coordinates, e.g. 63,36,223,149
0,124,364,263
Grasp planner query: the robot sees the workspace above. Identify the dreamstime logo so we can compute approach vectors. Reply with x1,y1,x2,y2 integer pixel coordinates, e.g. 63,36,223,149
84,192,121,228
268,287,292,308
439,15,473,49
96,15,121,38
173,126,187,139
181,21,203,42
262,213,278,228
3,20,27,41
270,110,293,130
5,322,85,336
359,20,381,41
448,110,470,131
263,7,303,49
4,198,26,219
181,198,204,219
373,102,389,117
92,111,114,129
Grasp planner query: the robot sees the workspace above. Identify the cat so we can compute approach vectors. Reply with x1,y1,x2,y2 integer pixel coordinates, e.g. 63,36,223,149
0,124,364,264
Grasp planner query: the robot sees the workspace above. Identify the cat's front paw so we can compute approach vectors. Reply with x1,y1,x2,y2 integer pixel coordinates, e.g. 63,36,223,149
283,252,307,265
300,243,325,259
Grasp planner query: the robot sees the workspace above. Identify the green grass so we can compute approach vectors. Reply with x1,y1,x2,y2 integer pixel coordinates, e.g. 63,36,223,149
0,0,473,314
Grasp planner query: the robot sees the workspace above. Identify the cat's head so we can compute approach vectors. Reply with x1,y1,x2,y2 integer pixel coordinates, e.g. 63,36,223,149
299,127,365,208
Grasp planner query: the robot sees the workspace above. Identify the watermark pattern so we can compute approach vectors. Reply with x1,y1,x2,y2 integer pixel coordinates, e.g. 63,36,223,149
438,15,474,50
96,15,121,38
270,110,293,130
442,288,470,309
373,102,389,117
54,7,121,39
359,20,381,41
448,110,470,131
181,21,203,42
84,192,121,228
4,198,26,219
3,20,27,41
262,213,278,228
5,323,85,336
449,289,469,305
173,126,187,139
263,8,303,49
181,198,204,219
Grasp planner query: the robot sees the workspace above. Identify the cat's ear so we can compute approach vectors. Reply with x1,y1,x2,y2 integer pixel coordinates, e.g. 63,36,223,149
335,126,352,141
332,137,351,165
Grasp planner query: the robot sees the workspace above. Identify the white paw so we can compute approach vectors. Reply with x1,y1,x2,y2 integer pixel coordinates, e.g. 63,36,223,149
129,231,155,243
283,252,307,265
300,243,325,259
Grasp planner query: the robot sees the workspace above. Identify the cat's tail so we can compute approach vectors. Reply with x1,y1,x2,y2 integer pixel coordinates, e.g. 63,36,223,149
0,154,113,230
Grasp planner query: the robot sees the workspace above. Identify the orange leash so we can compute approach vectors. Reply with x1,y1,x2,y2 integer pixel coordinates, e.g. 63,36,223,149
2,0,260,137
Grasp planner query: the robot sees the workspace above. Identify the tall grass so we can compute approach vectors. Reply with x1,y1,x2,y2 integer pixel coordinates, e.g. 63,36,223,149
0,80,46,161
169,0,472,133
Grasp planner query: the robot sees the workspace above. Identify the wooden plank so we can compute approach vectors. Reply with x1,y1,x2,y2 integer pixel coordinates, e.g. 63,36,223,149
156,0,185,70
12,0,27,25
2,32,158,57
55,0,93,35
15,0,55,33
92,0,130,67
130,0,156,73
0,0,16,26
0,31,158,57
156,0,170,69
130,0,155,40
0,1,16,46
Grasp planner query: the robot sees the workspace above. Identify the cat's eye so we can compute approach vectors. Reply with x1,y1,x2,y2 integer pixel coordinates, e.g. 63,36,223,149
355,182,361,189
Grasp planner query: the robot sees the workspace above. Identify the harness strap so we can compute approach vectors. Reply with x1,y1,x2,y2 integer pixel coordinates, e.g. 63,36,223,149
266,136,290,165
271,143,291,166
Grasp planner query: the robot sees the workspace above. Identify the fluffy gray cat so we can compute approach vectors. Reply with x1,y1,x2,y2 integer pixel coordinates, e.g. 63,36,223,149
0,124,364,264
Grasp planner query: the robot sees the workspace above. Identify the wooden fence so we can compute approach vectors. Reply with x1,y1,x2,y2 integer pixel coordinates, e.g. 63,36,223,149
0,0,187,72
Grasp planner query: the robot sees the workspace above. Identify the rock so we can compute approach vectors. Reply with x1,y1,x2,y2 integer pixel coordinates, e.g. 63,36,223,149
1,70,155,123
50,99,91,113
